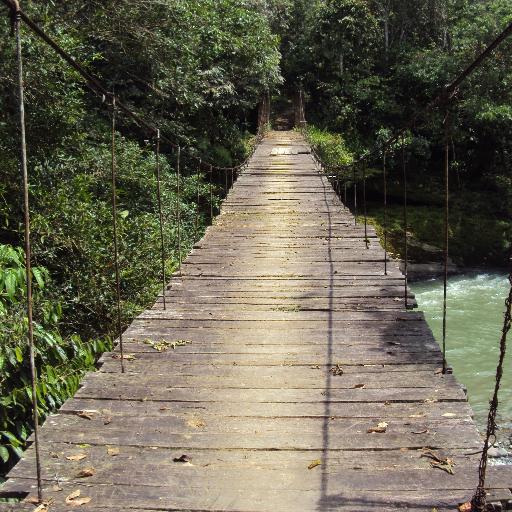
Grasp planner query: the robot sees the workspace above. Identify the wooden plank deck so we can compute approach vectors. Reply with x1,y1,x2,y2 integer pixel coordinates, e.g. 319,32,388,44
1,131,511,511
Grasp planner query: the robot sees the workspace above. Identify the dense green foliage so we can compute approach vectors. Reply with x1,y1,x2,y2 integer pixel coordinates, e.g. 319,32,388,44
0,0,280,475
282,0,512,265
0,244,111,465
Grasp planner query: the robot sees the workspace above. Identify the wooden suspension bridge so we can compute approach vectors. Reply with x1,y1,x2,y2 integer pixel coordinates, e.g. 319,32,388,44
1,131,511,511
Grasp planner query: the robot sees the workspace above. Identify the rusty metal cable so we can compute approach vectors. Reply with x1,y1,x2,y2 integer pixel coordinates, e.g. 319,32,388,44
209,165,213,221
353,167,357,226
472,263,512,511
383,152,388,276
110,97,125,374
176,146,182,272
402,135,409,309
154,129,166,310
442,114,450,374
195,158,201,236
12,3,43,502
362,163,368,250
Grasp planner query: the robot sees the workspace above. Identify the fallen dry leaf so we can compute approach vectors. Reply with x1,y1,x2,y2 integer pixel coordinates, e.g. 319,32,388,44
308,459,321,470
51,483,63,492
107,447,120,456
103,416,112,425
329,364,343,376
367,422,388,434
421,449,456,475
65,490,81,504
458,503,472,512
77,411,95,420
76,466,95,478
66,453,87,462
112,353,136,361
65,489,92,507
188,417,206,429
33,505,48,512
71,497,92,507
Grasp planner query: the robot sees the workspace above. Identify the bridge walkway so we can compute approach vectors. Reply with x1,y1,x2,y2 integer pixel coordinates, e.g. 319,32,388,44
1,131,511,511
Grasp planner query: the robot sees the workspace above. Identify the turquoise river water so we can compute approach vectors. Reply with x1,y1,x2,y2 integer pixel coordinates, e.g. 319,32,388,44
412,272,511,433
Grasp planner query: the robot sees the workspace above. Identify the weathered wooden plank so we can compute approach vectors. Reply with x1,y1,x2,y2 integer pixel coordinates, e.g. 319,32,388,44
3,480,511,512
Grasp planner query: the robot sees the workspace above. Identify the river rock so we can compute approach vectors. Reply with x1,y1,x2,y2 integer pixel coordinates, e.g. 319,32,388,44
488,447,509,458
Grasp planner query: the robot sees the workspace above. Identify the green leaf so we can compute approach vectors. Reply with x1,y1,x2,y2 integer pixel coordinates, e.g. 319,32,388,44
5,271,17,299
0,445,10,463
14,346,23,363
1,431,21,447
32,267,45,289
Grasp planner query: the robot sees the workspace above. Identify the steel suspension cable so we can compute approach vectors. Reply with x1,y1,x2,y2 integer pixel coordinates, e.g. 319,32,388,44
110,97,125,374
402,135,409,309
442,114,450,374
353,167,357,226
362,163,368,250
176,146,182,272
209,165,213,221
472,264,512,511
12,2,43,501
383,151,388,276
154,129,166,311
195,159,201,236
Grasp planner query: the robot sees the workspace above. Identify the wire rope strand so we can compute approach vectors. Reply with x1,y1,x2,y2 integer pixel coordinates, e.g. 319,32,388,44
472,264,512,511
110,97,125,374
13,4,43,502
363,163,368,250
442,114,450,374
383,152,388,275
209,165,213,221
155,129,166,310
353,167,358,226
176,146,182,272
402,135,409,309
195,159,201,236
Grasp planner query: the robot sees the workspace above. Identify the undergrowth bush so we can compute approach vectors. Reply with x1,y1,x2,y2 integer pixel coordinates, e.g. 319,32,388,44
0,244,111,467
